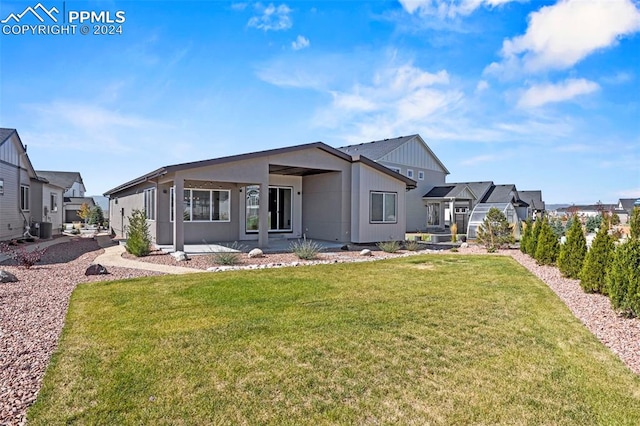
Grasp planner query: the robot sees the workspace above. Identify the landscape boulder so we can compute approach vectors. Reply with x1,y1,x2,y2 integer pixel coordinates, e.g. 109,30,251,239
360,249,372,257
248,248,264,258
0,270,18,283
170,251,189,261
85,264,108,276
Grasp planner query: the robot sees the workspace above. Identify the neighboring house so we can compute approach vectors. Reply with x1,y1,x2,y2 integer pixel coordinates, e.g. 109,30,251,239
0,128,64,239
556,204,618,218
338,135,449,232
616,198,639,224
35,170,92,222
518,190,546,220
104,142,416,251
422,181,494,232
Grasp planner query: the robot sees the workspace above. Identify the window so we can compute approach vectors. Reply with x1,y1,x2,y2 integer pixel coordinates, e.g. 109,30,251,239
455,207,468,214
175,188,230,222
0,178,4,195
418,171,424,180
20,185,29,211
427,203,440,226
50,193,58,212
389,167,401,174
370,192,397,223
245,185,292,232
144,188,156,220
407,169,414,178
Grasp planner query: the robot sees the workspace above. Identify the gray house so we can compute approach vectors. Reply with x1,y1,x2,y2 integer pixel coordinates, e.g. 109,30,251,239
36,171,93,223
0,128,64,240
104,142,416,251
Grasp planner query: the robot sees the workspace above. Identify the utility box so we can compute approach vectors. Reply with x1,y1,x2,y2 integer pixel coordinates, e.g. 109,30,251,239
40,222,53,239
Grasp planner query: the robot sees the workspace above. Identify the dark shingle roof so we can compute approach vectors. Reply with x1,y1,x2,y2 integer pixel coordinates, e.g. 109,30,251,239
337,135,418,160
519,190,545,211
619,198,639,212
423,181,494,199
36,171,83,190
424,185,456,198
0,128,16,144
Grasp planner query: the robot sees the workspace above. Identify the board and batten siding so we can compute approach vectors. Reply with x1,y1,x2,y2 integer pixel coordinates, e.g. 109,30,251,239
0,135,31,240
350,162,407,243
378,137,447,172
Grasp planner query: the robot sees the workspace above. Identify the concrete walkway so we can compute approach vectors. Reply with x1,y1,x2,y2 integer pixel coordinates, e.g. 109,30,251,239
94,236,203,275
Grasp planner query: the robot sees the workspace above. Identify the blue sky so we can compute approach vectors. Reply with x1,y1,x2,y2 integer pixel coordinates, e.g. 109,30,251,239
1,0,638,204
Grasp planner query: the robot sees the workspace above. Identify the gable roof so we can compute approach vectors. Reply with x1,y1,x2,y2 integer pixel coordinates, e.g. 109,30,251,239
619,198,639,212
337,134,450,174
519,190,545,211
423,181,493,200
0,128,38,178
0,128,16,145
480,184,529,207
105,141,416,196
36,171,84,190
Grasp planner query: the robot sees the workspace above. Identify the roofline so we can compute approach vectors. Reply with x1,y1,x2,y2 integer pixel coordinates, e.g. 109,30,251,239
105,141,415,195
3,129,38,179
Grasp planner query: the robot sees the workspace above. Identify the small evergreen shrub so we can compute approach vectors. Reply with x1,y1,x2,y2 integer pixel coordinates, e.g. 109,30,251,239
290,236,323,260
520,218,532,254
125,209,151,257
377,240,401,253
526,219,542,256
476,207,514,253
585,215,602,234
606,239,640,318
580,224,614,294
534,218,559,265
557,216,587,278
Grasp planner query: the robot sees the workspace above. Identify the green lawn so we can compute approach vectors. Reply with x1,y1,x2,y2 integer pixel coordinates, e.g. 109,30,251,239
29,255,640,424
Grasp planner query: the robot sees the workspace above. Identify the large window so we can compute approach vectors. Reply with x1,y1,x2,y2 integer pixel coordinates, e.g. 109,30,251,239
427,203,440,226
20,185,29,211
370,191,397,223
172,188,230,222
144,188,156,220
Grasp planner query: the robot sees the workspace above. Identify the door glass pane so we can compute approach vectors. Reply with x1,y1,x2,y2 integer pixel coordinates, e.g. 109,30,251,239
213,190,230,221
269,188,278,230
246,186,259,231
183,190,191,221
279,188,292,230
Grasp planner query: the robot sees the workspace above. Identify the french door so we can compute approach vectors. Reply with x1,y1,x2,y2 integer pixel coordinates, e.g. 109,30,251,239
245,185,292,232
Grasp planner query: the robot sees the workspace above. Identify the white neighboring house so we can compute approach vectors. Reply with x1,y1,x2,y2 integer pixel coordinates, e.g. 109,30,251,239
35,170,95,223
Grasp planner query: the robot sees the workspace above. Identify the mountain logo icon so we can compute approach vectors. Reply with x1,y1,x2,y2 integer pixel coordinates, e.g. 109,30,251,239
1,3,59,24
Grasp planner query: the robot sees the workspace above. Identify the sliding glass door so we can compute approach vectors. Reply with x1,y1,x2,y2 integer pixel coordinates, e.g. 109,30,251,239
245,185,292,232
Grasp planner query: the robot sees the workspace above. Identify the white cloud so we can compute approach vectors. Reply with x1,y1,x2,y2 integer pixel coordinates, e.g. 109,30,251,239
517,78,599,108
476,80,489,92
490,0,640,75
231,2,248,11
398,0,519,19
248,3,292,31
291,35,309,50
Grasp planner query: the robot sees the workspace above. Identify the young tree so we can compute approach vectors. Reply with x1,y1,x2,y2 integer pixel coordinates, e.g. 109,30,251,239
610,212,620,226
87,206,105,226
534,218,559,266
125,209,151,257
585,215,602,233
550,217,565,238
526,218,542,256
520,218,532,254
476,207,514,252
580,223,614,294
630,207,640,240
77,202,91,224
557,215,587,279
607,239,640,318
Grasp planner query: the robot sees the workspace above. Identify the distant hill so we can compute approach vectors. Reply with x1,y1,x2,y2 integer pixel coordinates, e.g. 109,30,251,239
91,195,109,213
546,204,571,212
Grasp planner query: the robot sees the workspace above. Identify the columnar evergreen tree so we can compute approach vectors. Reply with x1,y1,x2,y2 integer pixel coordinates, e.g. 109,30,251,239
125,209,151,257
550,217,565,238
526,218,542,256
557,216,587,278
630,207,640,239
607,239,640,318
534,218,559,265
520,218,532,254
476,207,514,252
580,223,614,294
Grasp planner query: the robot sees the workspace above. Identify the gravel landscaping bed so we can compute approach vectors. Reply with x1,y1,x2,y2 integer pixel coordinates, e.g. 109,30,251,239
1,240,638,424
0,239,161,426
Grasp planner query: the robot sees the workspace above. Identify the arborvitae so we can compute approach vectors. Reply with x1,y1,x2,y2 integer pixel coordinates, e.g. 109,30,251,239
607,239,640,318
580,223,614,294
534,218,559,265
630,207,640,239
520,218,532,254
526,218,542,256
557,215,587,278
476,207,514,252
125,209,151,257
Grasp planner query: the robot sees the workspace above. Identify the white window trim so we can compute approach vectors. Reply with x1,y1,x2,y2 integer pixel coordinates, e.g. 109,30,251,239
170,187,231,223
407,169,414,178
20,185,29,211
370,191,398,224
418,171,425,181
144,187,156,221
50,193,58,212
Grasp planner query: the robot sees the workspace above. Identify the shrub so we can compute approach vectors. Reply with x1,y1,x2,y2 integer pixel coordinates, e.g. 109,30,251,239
585,215,602,234
610,212,620,226
125,209,151,257
631,207,640,240
534,218,559,266
526,219,542,256
0,243,47,269
450,223,458,243
550,217,565,238
606,239,640,317
557,216,587,278
404,240,421,251
520,218,532,254
290,236,322,260
377,240,401,253
476,207,514,253
88,206,105,226
580,224,614,294
210,241,246,265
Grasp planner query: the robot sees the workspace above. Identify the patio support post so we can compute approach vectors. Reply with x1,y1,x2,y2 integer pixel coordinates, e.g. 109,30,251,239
258,180,269,248
173,175,184,252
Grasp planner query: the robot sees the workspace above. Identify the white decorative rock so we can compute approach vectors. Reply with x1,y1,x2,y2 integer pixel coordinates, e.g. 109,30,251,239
248,248,264,258
170,251,189,261
360,249,372,256
460,242,469,248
